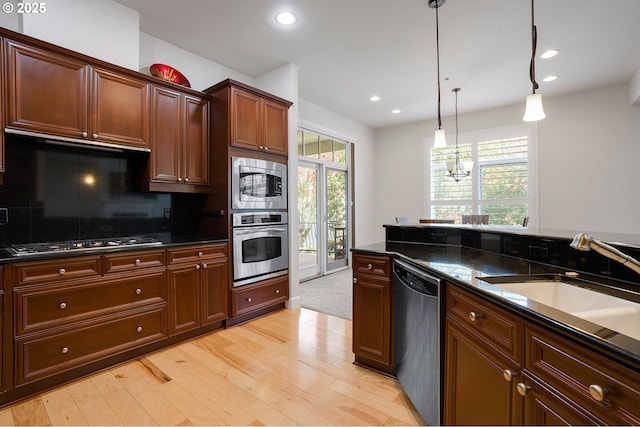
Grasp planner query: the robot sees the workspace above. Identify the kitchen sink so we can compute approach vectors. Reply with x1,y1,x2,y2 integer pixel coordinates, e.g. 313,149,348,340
477,275,640,341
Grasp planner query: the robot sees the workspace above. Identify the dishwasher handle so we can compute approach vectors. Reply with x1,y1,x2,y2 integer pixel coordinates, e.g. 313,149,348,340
394,259,441,297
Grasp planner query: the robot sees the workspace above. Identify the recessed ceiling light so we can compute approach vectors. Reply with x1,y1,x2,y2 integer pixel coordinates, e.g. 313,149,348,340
275,11,296,25
392,109,401,114
541,49,558,59
370,95,381,102
543,75,558,82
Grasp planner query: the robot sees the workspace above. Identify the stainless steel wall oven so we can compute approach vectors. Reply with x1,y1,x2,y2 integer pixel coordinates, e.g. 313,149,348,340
232,212,288,286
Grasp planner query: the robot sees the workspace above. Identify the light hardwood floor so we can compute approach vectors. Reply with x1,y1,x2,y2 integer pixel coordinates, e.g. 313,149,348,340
0,308,426,426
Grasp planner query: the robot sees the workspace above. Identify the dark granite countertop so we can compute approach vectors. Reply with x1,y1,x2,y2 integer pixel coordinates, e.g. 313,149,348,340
0,234,228,264
353,241,640,371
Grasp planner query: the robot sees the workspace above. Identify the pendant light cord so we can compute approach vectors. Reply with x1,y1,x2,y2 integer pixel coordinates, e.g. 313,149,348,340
529,0,539,93
436,2,443,129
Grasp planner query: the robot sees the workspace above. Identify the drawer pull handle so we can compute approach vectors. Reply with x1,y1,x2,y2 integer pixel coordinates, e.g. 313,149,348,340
469,311,483,322
195,264,201,270
61,347,69,354
516,382,530,396
247,297,252,302
275,289,280,294
135,259,141,265
503,369,515,382
59,302,67,309
202,263,208,269
198,251,203,257
135,288,142,295
59,268,66,275
136,326,143,332
353,278,358,284
367,263,373,270
589,384,606,402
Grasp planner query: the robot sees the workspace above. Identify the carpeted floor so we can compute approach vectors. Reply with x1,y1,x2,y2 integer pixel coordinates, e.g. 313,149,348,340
300,268,353,320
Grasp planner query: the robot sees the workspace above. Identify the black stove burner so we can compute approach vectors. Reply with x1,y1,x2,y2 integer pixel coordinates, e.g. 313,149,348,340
6,236,162,256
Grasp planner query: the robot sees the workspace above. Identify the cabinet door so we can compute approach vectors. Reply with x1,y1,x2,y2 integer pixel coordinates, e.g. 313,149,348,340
0,37,4,178
182,94,209,187
352,274,392,368
444,319,523,425
201,257,228,325
230,87,261,150
5,39,89,138
167,264,200,335
262,98,288,155
91,68,149,148
150,85,182,184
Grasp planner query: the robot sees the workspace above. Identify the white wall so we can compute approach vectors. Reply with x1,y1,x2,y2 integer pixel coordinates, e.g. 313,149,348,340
374,82,640,242
21,0,140,70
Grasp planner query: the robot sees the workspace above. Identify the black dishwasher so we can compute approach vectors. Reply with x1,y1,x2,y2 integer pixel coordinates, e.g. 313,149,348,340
393,259,443,426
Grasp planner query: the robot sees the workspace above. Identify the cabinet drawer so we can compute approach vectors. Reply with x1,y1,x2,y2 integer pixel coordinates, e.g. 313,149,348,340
167,244,227,265
353,254,391,278
16,305,167,386
524,323,640,424
232,275,288,317
15,256,102,285
15,270,166,335
446,285,522,364
103,249,165,273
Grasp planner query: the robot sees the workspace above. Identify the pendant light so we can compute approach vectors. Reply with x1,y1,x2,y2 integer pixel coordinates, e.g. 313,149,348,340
523,0,546,121
446,88,473,182
429,0,447,147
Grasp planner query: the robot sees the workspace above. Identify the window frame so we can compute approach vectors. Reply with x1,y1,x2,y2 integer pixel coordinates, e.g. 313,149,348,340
424,123,539,227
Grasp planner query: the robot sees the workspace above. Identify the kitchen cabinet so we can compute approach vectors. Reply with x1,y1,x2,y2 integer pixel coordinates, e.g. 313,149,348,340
352,253,394,375
5,39,150,150
444,284,523,425
167,243,228,335
0,36,5,184
230,274,288,319
206,79,292,156
146,85,209,193
13,251,167,386
445,282,640,426
518,322,640,425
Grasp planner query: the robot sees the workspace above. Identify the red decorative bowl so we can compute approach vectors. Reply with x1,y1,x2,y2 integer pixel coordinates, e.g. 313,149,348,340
150,63,191,88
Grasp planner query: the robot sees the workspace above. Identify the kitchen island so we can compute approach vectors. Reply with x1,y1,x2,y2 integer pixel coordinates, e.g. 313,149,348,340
352,224,640,425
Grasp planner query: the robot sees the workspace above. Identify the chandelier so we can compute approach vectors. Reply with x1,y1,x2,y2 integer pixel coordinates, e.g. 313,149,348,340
446,88,473,182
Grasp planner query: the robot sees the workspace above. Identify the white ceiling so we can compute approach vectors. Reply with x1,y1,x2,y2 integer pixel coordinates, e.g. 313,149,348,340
114,0,640,129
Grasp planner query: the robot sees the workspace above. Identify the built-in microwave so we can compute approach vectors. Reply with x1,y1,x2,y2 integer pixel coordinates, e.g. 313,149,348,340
231,157,287,210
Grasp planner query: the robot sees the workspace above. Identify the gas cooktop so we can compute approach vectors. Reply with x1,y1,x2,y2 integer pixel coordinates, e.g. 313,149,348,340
6,236,162,257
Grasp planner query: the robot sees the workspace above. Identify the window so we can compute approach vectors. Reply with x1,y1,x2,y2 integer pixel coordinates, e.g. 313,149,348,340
298,130,347,165
428,124,537,226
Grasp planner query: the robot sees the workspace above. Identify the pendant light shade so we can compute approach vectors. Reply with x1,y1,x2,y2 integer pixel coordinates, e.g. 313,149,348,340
429,0,447,147
523,0,545,122
523,93,545,122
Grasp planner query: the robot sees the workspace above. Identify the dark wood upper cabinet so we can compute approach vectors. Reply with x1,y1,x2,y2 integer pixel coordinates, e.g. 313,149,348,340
145,85,209,193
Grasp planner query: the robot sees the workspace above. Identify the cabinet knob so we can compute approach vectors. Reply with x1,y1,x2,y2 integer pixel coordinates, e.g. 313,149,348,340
59,302,67,309
259,145,264,150
135,259,141,265
503,369,515,382
264,146,269,151
353,277,358,284
275,289,280,294
184,178,189,183
92,133,98,139
516,382,530,396
202,263,208,269
367,263,373,270
195,264,201,270
82,131,88,138
136,326,143,332
469,311,483,322
178,177,183,182
198,251,203,257
589,384,606,402
61,347,69,354
135,288,142,295
59,268,66,275
247,297,252,302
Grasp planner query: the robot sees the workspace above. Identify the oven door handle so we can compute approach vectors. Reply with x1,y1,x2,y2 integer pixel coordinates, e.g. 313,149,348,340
233,226,288,235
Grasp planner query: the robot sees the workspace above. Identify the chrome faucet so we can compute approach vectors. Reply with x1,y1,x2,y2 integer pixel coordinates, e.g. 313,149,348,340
571,233,640,275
